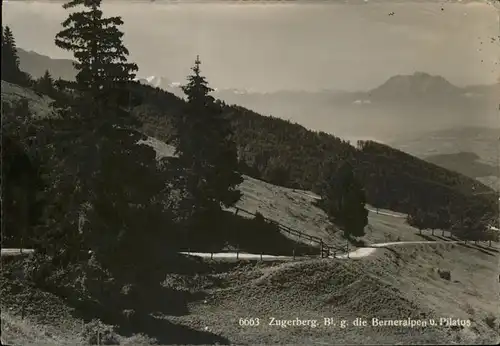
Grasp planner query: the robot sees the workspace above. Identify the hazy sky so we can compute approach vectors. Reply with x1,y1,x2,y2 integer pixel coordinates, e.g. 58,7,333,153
2,0,499,92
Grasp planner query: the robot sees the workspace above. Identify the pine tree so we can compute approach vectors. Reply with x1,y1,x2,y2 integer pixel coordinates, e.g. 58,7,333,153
1,26,31,85
173,56,243,226
55,0,138,111
321,160,368,238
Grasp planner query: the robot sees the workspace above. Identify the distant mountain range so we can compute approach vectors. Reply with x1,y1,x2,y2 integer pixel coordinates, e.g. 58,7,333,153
132,71,499,142
16,47,500,161
17,48,77,82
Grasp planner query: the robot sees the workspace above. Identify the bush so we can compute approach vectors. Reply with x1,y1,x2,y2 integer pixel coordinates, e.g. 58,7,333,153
121,333,159,345
484,313,498,330
82,319,120,345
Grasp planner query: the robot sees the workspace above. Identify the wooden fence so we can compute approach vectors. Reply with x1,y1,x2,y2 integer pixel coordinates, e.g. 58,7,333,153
231,206,348,259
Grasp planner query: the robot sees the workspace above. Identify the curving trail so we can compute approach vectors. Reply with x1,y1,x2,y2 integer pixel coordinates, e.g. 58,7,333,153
331,240,462,259
1,241,463,262
182,240,462,260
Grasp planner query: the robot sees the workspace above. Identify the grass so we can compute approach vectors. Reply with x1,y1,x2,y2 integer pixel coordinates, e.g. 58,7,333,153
1,261,87,345
0,256,252,345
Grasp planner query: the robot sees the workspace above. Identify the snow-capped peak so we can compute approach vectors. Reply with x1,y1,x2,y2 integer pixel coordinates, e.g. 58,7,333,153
144,75,170,88
135,76,183,90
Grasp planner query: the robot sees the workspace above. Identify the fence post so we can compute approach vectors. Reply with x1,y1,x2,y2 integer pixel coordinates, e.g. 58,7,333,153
442,229,445,237
236,245,239,260
234,208,239,216
260,251,263,261
211,250,213,260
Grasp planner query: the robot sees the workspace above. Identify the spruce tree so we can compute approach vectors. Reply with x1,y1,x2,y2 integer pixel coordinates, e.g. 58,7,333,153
173,56,242,226
55,0,138,111
35,70,56,97
44,0,173,275
1,26,30,85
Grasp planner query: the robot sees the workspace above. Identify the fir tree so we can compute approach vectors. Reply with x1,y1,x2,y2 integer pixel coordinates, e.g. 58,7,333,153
1,26,20,80
55,0,138,111
321,160,368,238
173,56,243,226
38,1,172,276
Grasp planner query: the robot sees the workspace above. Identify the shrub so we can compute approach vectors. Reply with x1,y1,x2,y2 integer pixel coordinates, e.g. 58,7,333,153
484,313,498,330
437,268,451,281
82,319,120,345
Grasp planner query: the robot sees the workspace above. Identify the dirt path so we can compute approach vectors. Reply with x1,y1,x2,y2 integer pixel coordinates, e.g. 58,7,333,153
0,249,34,257
332,240,463,259
1,241,464,262
180,240,463,261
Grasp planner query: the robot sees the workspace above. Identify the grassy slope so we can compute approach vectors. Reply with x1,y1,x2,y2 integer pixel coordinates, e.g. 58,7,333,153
160,243,500,345
1,81,55,119
3,242,499,345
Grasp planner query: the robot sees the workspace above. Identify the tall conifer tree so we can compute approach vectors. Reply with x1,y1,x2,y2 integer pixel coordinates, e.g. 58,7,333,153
55,0,138,112
1,26,31,85
173,56,243,226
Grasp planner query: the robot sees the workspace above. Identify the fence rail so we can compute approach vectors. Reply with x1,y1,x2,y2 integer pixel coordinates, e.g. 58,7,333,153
231,206,348,258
